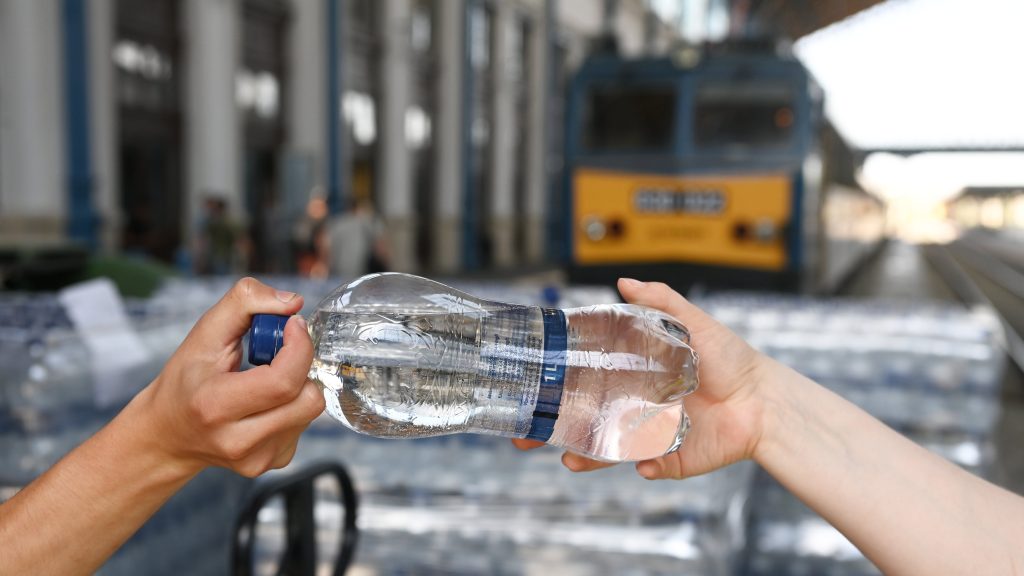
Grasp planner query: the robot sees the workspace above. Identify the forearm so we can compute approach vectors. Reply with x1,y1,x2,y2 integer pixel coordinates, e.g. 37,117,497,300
754,357,1024,575
0,387,200,575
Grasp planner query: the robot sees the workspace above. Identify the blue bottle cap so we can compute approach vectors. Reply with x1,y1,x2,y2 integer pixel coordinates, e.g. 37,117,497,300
541,285,561,307
248,314,290,366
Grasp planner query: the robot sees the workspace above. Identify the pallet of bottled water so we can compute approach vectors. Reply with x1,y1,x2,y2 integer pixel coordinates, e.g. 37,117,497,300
692,292,1005,576
279,427,754,576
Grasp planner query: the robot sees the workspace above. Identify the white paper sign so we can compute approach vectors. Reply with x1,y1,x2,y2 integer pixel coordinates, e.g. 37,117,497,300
58,278,152,408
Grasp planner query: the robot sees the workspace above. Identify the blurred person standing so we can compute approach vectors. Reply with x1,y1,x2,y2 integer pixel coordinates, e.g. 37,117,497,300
256,193,293,274
325,197,390,279
292,197,329,277
195,195,246,275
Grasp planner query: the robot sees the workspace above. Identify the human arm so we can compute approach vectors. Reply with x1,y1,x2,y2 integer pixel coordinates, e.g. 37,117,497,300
755,355,1024,575
516,278,1024,575
0,278,326,575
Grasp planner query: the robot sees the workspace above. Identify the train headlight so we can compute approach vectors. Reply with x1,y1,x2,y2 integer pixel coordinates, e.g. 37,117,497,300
583,217,607,242
754,218,777,243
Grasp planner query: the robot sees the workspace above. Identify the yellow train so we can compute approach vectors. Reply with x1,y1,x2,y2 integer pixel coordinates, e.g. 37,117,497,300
562,43,884,293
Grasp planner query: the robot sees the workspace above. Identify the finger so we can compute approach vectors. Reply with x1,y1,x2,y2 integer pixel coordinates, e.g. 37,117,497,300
269,443,299,471
617,278,690,318
217,422,307,477
268,426,305,470
203,316,314,419
269,315,314,384
237,379,326,441
511,439,546,451
636,457,668,480
190,277,304,349
561,452,617,473
637,455,687,480
617,278,718,332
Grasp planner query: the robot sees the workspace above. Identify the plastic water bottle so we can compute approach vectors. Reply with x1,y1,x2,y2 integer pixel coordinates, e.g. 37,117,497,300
248,273,699,462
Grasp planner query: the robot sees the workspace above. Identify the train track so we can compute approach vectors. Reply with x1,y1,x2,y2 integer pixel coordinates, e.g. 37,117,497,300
924,231,1024,375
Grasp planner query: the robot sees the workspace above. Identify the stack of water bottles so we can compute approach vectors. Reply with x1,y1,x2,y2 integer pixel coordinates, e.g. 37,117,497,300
290,432,755,575
0,288,249,576
0,293,110,483
692,292,1005,576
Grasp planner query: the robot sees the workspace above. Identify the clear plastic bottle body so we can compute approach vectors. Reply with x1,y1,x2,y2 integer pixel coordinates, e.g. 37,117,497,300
298,273,698,463
550,306,697,461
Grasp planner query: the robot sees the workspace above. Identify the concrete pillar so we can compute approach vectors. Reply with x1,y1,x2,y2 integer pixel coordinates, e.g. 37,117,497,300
524,5,548,265
0,0,66,242
433,0,464,272
89,0,118,253
285,0,326,204
185,0,241,243
379,0,416,272
615,0,645,56
488,1,516,268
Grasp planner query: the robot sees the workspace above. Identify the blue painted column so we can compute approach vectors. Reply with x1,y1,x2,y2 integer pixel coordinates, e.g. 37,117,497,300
62,0,96,247
326,0,344,214
544,0,565,263
461,0,479,270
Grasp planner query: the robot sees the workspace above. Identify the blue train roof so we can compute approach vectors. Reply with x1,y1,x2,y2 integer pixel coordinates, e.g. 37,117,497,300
575,47,809,82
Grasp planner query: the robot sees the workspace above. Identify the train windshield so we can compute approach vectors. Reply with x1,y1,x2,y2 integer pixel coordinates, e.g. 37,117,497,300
581,85,676,153
694,82,795,149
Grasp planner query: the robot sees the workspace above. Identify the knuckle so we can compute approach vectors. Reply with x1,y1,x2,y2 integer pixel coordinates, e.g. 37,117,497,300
307,399,326,421
239,453,276,478
236,462,264,479
272,448,297,470
232,277,258,301
219,437,252,462
306,381,326,405
188,393,219,427
649,282,673,295
268,376,299,404
296,383,323,420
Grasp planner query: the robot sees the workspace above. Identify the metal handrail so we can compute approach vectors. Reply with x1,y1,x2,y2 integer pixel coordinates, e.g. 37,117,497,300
232,461,359,576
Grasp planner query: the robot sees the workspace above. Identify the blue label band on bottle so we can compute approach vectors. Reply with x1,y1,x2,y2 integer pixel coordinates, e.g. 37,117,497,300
526,308,567,442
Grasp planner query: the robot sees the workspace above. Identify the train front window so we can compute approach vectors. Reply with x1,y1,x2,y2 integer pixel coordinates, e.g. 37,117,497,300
694,83,795,149
582,85,676,153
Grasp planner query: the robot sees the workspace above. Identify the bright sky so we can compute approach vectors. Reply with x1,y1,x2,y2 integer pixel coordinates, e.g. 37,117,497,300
794,0,1024,202
650,0,729,42
651,0,1024,202
794,0,1024,151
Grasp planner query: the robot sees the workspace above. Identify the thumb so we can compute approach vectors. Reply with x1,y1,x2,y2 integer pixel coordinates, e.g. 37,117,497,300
617,278,719,335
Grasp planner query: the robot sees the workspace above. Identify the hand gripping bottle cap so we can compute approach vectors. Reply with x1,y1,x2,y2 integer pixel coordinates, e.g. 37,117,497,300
248,313,290,366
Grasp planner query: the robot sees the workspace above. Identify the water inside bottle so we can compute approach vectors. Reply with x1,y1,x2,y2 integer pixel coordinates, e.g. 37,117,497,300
306,303,698,463
550,306,697,462
308,307,543,439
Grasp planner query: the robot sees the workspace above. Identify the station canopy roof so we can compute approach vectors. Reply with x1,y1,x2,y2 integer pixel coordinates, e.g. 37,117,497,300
745,0,886,40
957,186,1024,199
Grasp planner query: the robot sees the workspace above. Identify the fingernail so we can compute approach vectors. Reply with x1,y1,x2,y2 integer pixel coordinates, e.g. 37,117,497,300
620,278,645,289
292,315,307,331
276,290,297,302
